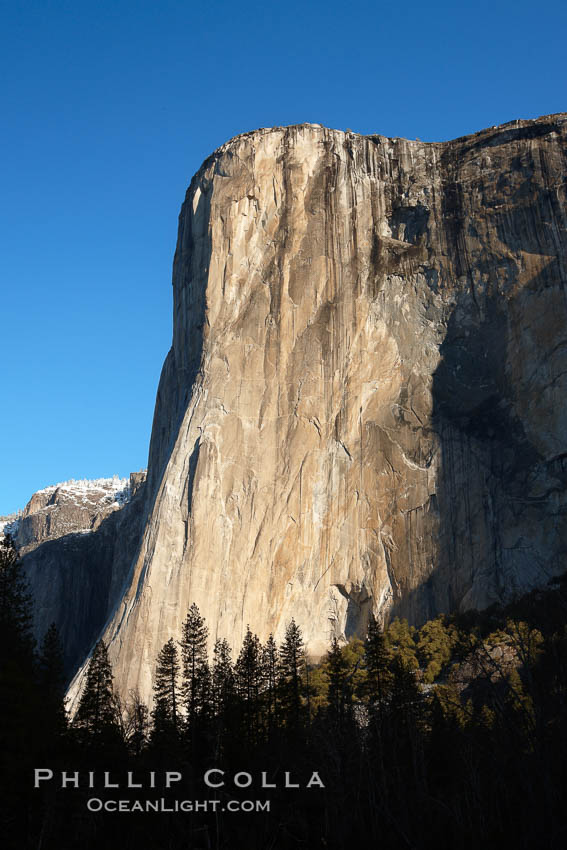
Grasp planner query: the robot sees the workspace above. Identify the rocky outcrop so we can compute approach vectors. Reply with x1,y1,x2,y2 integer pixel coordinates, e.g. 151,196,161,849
16,477,129,553
12,475,146,677
69,114,567,707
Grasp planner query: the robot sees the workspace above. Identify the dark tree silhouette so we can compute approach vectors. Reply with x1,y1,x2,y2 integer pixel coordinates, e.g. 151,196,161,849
361,614,391,714
180,603,209,731
262,632,280,729
279,618,306,728
0,534,38,755
0,534,34,662
123,689,149,757
151,638,180,745
235,626,263,742
74,639,120,744
0,533,39,840
37,622,67,739
212,637,234,717
326,636,352,727
8,549,567,850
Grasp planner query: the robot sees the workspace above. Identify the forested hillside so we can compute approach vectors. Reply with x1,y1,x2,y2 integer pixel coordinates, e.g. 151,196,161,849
2,534,567,849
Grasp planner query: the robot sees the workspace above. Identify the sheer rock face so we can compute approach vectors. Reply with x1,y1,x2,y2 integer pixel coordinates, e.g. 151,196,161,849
71,115,567,706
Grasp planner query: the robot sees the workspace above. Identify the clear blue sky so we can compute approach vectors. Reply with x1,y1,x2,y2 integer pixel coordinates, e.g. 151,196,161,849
1,0,565,515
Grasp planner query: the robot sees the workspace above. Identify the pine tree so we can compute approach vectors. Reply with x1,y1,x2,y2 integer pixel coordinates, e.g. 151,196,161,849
124,689,149,757
235,628,262,701
151,638,180,744
279,619,306,727
74,639,120,743
262,633,280,728
0,534,34,664
210,639,235,758
389,655,423,724
326,637,352,727
0,534,38,781
37,622,67,738
362,615,392,712
387,654,425,775
235,626,263,742
379,656,425,804
212,638,234,718
197,661,212,729
180,603,209,730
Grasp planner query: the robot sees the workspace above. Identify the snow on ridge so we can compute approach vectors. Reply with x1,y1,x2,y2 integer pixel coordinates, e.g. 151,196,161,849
37,475,129,496
1,476,138,541
0,512,22,539
36,476,131,506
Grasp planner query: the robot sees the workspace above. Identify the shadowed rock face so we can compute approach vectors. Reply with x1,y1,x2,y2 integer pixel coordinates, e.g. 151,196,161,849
14,475,146,678
69,114,567,706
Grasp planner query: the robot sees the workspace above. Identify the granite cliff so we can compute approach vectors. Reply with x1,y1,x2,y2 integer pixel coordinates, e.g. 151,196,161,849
62,114,566,706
